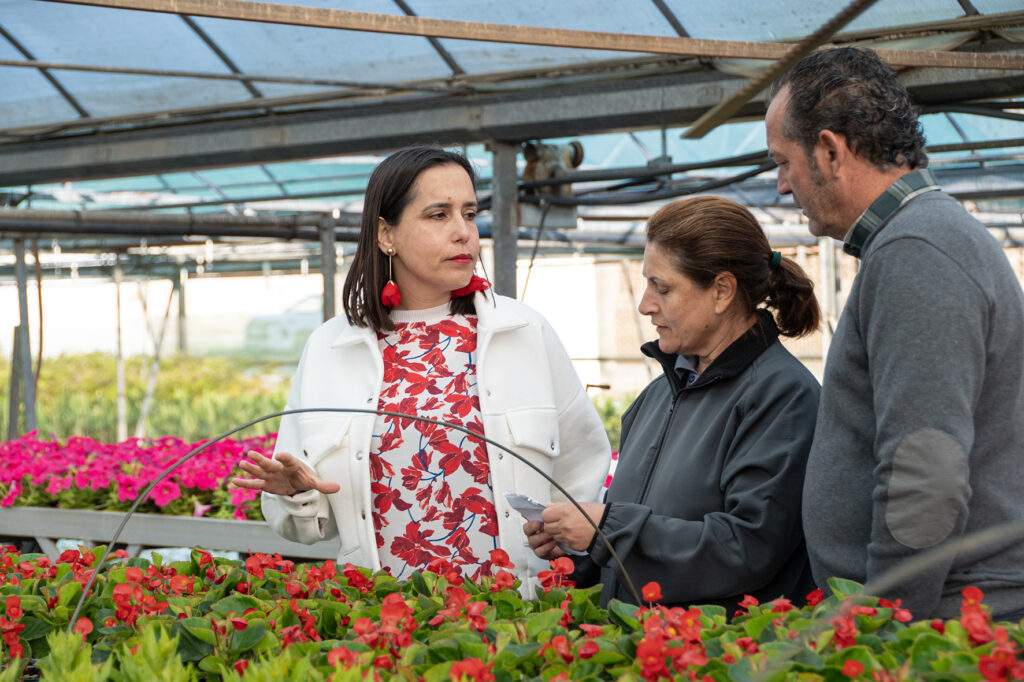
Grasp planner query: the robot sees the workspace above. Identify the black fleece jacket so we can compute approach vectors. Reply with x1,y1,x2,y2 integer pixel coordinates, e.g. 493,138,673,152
573,312,820,611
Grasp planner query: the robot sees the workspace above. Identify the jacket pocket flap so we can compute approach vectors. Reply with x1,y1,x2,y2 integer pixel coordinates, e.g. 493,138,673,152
505,407,560,457
296,415,353,466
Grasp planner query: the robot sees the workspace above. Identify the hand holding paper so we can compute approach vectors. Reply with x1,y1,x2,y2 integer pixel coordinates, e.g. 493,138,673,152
505,492,589,556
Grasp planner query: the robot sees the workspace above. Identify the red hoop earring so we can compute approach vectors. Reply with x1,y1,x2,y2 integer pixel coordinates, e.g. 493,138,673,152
381,248,401,307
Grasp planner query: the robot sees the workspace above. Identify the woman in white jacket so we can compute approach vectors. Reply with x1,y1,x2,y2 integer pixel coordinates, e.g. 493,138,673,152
233,146,610,596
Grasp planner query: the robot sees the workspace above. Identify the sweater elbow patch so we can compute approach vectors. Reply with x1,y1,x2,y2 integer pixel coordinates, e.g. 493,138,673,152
886,428,968,549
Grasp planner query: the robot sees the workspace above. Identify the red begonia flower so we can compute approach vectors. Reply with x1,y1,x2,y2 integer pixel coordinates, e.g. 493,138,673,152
841,659,864,677
642,581,663,602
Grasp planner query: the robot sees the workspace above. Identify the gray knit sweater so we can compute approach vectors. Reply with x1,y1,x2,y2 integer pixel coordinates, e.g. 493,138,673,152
803,186,1024,619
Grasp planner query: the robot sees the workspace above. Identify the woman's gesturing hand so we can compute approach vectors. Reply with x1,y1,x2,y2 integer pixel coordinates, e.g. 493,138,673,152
541,501,606,552
231,450,341,497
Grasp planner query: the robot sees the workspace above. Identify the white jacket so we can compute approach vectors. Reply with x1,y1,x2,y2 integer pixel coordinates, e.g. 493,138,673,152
262,292,611,596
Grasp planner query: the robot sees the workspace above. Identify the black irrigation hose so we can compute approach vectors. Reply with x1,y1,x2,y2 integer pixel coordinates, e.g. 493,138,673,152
68,407,641,632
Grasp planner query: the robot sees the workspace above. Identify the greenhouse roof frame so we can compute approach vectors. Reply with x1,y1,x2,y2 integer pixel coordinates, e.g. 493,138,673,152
0,0,1022,187
0,0,1022,276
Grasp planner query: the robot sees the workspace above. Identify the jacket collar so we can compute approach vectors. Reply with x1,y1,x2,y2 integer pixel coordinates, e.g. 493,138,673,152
641,310,780,392
330,321,376,348
473,291,529,335
329,291,526,347
843,168,939,259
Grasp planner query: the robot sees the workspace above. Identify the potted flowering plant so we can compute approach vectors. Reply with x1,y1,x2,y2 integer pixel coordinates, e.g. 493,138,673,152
1,544,1021,681
0,433,339,561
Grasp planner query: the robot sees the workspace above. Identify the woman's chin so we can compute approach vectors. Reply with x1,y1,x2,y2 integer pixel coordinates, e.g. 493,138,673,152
656,337,679,355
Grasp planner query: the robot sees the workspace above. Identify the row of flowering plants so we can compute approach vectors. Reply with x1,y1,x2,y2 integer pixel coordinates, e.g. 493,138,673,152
0,544,1022,681
0,432,272,521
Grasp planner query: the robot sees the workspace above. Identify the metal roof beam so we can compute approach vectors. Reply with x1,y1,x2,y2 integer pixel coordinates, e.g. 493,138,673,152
39,0,1024,70
3,55,1024,186
0,57,436,90
683,0,879,138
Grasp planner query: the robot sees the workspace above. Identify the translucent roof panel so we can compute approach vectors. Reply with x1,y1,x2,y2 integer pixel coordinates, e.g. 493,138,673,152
411,0,678,74
0,43,81,128
544,121,770,172
665,0,970,42
189,0,455,99
920,111,1024,149
970,0,1024,14
1,0,250,120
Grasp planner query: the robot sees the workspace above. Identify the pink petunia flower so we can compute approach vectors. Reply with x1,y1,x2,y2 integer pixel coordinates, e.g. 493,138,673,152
150,480,182,507
193,499,213,517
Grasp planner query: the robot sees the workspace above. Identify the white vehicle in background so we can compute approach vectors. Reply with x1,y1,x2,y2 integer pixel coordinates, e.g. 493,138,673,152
244,295,323,359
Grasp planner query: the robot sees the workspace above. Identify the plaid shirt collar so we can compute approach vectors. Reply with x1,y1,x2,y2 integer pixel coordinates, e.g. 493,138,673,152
843,168,940,259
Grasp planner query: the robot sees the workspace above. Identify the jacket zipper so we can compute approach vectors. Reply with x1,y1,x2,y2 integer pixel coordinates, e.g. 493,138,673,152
634,386,683,505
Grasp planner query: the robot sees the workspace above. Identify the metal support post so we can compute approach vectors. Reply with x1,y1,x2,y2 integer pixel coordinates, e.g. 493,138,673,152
13,239,36,432
488,141,519,298
7,328,22,440
176,267,187,353
320,213,337,321
114,264,127,442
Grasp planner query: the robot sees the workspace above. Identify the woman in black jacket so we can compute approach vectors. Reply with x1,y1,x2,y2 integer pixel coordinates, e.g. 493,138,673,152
525,195,822,611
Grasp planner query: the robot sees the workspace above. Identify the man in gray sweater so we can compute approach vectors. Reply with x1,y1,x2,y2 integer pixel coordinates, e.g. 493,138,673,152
766,46,1024,620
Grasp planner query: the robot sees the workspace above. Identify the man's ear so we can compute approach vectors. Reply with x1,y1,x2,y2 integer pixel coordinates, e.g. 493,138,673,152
377,216,393,253
817,130,849,178
713,272,738,314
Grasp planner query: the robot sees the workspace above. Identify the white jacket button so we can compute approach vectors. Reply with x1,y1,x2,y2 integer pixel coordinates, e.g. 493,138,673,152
355,451,364,460
550,441,556,451
504,511,510,518
366,396,373,404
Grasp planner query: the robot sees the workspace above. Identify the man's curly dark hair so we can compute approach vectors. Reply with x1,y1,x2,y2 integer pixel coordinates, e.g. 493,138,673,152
768,47,927,170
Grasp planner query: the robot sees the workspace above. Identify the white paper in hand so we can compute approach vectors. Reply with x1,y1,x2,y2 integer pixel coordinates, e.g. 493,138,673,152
504,492,546,522
503,492,587,556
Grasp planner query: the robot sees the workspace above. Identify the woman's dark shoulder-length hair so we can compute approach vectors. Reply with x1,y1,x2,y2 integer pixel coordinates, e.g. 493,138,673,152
342,146,480,334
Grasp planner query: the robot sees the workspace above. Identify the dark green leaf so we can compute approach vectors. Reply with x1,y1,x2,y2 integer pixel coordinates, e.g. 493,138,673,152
606,600,640,631
909,632,959,672
421,661,453,682
18,616,52,641
424,636,461,663
229,622,266,652
524,609,564,639
742,613,776,639
198,654,227,674
56,580,81,607
826,577,865,598
211,594,260,615
168,621,215,662
409,571,429,596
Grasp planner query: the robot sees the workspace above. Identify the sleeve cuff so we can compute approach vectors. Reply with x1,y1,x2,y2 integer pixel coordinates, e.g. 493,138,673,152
270,488,321,517
585,503,612,554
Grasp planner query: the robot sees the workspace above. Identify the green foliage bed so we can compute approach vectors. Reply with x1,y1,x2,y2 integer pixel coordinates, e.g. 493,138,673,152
0,545,1019,681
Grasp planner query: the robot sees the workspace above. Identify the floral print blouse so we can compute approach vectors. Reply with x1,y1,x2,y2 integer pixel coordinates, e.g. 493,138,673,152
371,304,499,580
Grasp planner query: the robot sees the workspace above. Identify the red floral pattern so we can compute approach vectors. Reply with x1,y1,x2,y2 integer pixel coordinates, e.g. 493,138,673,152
372,307,498,579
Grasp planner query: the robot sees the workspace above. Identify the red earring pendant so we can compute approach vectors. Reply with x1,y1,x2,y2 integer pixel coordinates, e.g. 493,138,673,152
451,275,492,298
381,249,401,307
